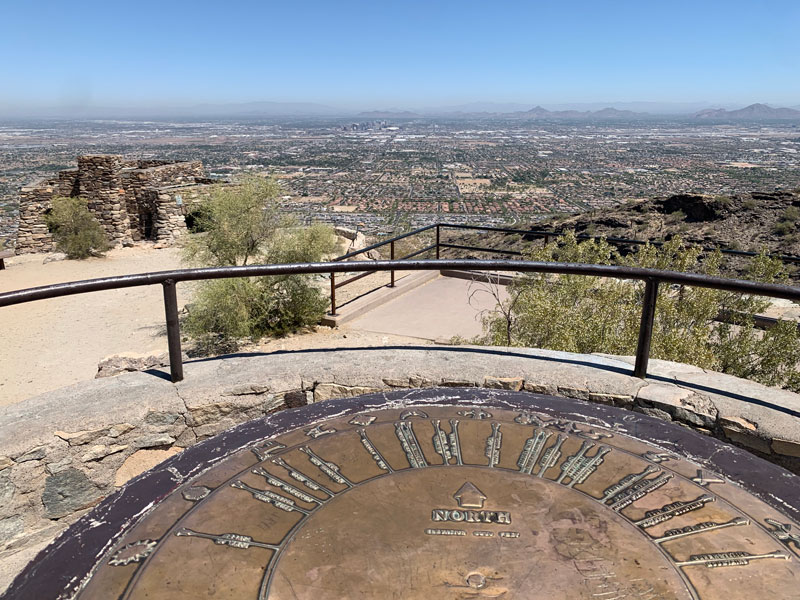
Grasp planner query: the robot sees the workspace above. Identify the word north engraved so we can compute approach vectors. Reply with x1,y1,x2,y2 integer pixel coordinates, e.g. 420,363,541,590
431,509,512,525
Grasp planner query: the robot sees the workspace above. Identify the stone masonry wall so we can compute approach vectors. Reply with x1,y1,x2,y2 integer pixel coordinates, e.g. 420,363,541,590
15,185,58,254
152,184,210,244
14,156,209,254
76,156,134,248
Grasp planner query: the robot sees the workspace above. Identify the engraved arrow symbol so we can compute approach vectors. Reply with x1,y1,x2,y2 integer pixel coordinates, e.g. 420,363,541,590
454,482,487,509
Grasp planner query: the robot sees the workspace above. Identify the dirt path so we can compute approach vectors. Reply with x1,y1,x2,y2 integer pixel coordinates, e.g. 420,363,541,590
0,246,429,405
0,246,191,405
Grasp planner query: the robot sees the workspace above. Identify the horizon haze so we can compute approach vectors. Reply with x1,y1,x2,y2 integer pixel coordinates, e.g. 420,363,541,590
1,0,798,117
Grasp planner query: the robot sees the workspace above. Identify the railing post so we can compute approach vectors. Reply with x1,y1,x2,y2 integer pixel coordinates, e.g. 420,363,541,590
390,241,395,287
436,224,441,259
329,273,337,316
634,278,659,379
162,279,184,383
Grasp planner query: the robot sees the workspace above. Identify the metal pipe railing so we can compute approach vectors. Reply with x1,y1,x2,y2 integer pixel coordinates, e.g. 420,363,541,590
4,258,800,385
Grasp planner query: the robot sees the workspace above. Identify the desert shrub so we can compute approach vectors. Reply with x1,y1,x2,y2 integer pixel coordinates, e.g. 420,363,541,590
182,176,336,352
44,196,109,259
481,232,800,390
774,220,795,237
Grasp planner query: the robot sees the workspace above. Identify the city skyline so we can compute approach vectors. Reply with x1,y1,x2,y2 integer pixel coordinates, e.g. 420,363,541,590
1,0,799,114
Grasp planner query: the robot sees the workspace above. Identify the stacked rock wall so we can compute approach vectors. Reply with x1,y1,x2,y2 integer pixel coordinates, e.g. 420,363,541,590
15,184,58,253
15,156,210,254
77,156,134,248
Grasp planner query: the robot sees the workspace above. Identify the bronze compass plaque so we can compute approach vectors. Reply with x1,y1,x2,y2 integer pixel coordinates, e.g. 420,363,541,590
7,389,800,599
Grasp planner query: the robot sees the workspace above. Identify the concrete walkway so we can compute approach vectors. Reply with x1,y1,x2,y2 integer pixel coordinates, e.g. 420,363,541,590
348,274,508,341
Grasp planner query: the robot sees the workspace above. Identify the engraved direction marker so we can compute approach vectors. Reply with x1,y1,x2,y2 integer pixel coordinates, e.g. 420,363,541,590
765,518,800,553
642,451,676,464
252,441,287,462
457,408,492,420
634,495,715,528
454,482,487,509
231,481,311,515
432,419,462,465
517,429,552,475
358,429,393,472
395,421,428,468
349,414,376,427
252,467,323,505
108,540,157,566
653,518,749,544
674,550,790,569
272,457,336,497
484,422,503,467
175,528,279,551
305,425,336,439
514,412,544,426
400,409,428,420
692,469,725,487
299,447,354,488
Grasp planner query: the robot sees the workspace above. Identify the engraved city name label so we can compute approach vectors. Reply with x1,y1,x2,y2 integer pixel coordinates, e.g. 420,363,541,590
537,433,566,477
299,447,354,488
175,528,280,551
484,422,503,467
556,441,610,487
606,472,673,512
395,421,428,468
272,457,336,497
674,550,790,569
231,481,311,515
358,428,393,472
601,466,660,502
517,429,552,474
653,518,749,544
634,495,715,528
251,467,322,505
432,419,462,465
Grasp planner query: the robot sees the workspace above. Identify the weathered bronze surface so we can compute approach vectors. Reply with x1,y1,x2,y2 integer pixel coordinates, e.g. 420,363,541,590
9,390,800,599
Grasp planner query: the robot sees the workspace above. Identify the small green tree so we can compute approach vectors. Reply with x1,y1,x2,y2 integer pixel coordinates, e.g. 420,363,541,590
481,232,800,391
182,176,336,352
44,197,109,259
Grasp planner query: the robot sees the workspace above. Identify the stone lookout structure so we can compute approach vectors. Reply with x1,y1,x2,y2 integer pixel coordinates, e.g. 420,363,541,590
15,155,215,254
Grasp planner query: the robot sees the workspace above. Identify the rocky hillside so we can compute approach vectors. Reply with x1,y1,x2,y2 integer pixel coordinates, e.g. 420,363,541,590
446,190,800,276
540,191,800,254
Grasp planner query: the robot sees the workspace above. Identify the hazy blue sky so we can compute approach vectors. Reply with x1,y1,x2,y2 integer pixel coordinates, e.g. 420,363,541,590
1,0,798,111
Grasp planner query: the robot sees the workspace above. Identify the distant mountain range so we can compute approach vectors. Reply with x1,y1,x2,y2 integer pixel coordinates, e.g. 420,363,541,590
2,101,799,121
693,103,800,120
510,106,646,120
356,110,421,119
